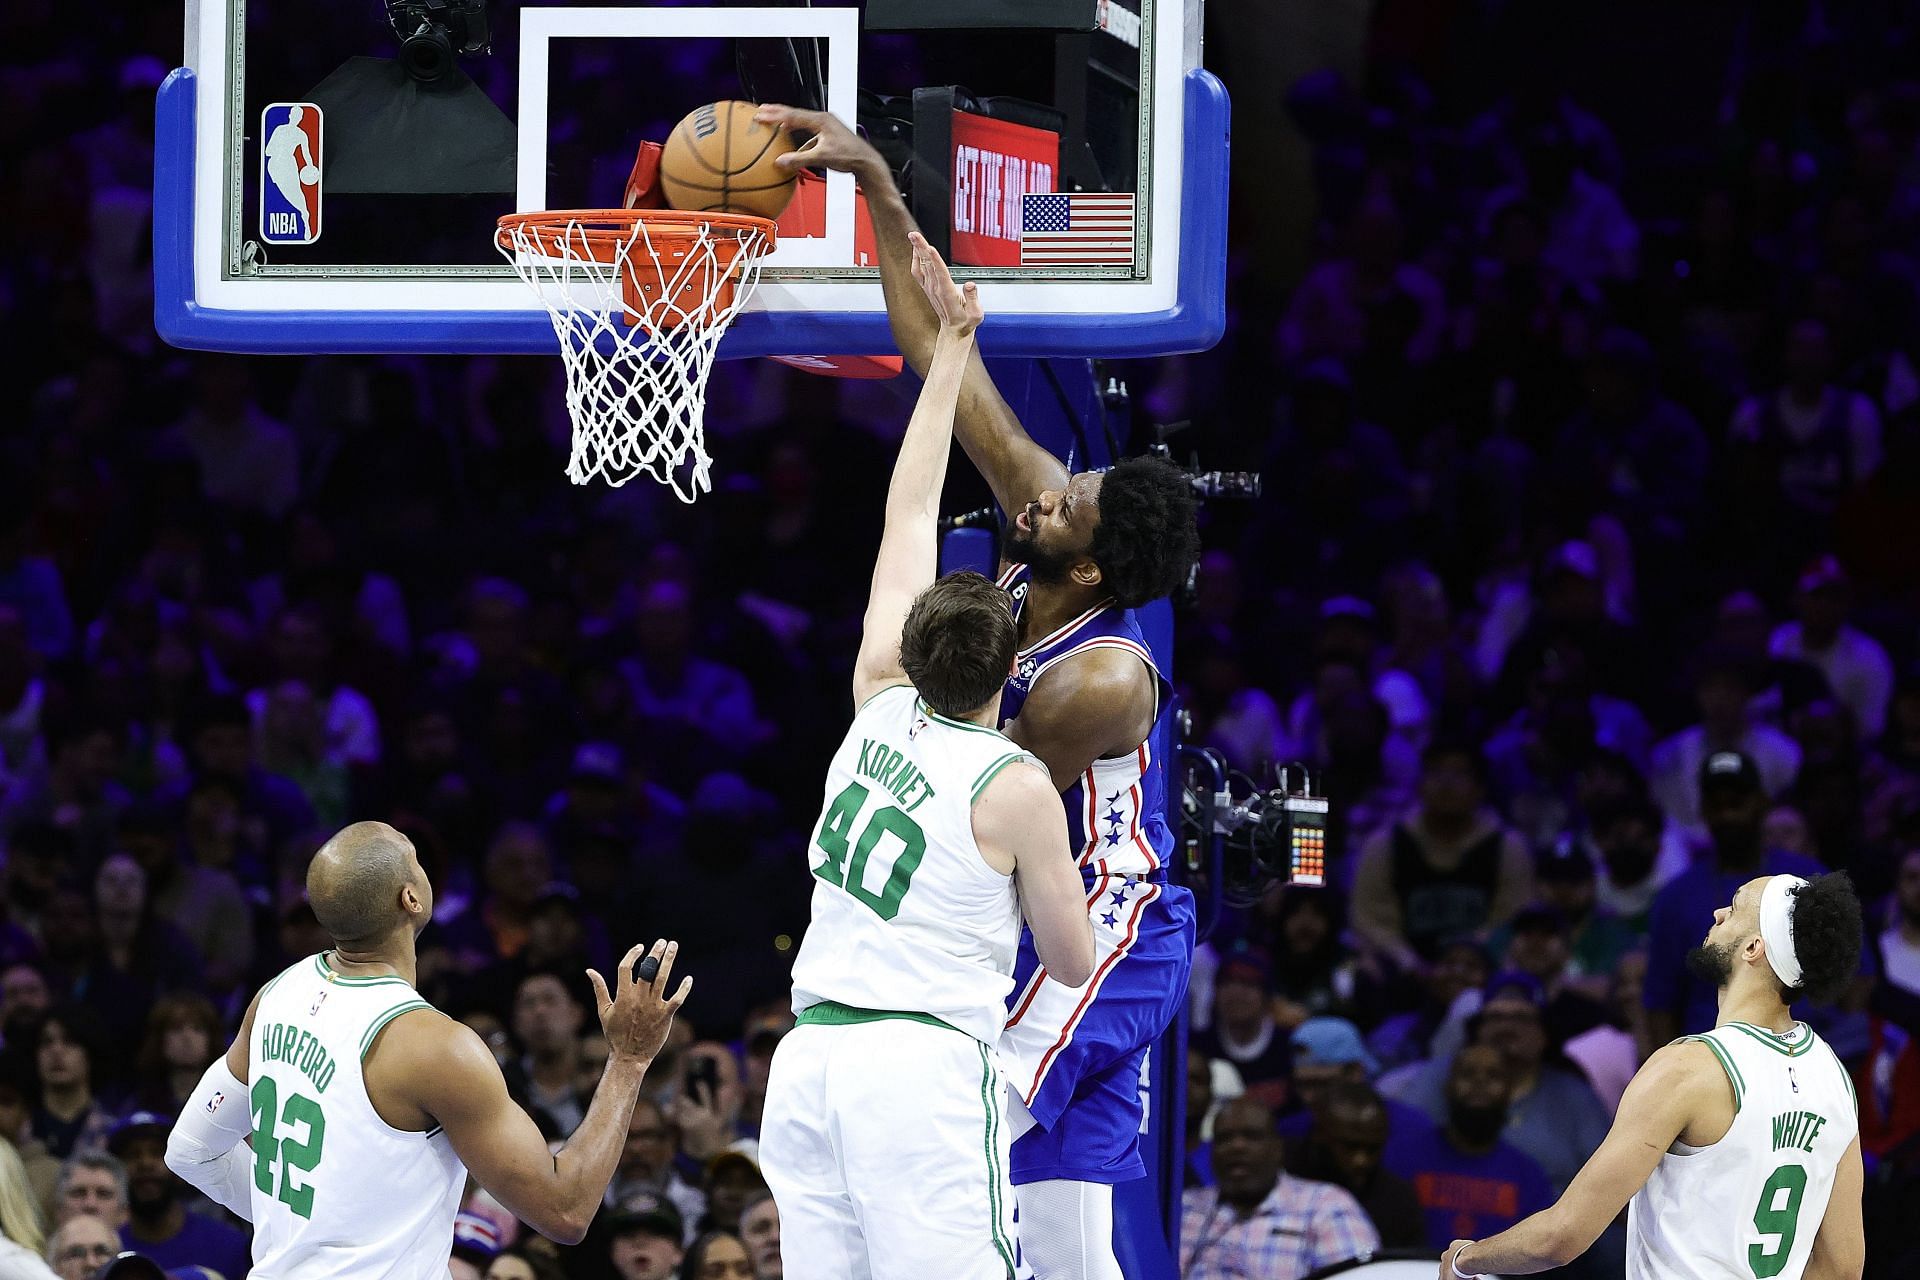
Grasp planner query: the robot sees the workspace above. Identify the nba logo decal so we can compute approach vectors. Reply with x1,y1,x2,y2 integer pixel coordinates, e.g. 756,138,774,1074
311,990,329,1016
260,103,322,245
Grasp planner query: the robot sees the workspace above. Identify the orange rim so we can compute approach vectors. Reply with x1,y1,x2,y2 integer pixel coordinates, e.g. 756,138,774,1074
496,209,778,256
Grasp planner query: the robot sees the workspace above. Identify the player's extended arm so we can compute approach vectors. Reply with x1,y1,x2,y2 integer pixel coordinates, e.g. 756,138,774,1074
1443,1042,1721,1277
164,987,263,1221
1804,1134,1865,1280
975,758,1094,987
851,234,983,709
756,104,1068,517
400,940,690,1245
1003,647,1157,792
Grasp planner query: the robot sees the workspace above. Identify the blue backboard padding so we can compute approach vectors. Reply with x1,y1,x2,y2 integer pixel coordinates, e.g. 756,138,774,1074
152,67,1229,358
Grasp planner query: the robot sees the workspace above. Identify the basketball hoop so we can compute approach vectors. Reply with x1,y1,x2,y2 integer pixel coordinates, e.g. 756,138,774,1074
494,210,777,500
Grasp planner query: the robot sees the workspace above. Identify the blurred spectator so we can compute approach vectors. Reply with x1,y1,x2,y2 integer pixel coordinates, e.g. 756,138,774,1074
737,1191,779,1280
1277,194,1448,370
1519,843,1638,984
0,1137,53,1280
245,604,381,767
1282,1081,1428,1249
43,1215,115,1280
129,997,221,1116
607,1099,705,1233
1564,951,1650,1114
160,358,300,520
445,825,555,974
1179,1097,1378,1280
1729,318,1884,529
109,1113,249,1279
1644,752,1826,1043
1264,889,1369,1026
29,1011,115,1162
0,1077,56,1212
1193,947,1290,1110
1870,846,1920,1036
697,1153,767,1238
1384,1045,1552,1251
1368,939,1491,1072
503,972,589,1138
1649,649,1801,836
159,696,315,853
605,1198,686,1280
617,581,772,773
1381,972,1608,1192
669,1044,747,1166
450,1210,503,1280
1186,1048,1221,1189
51,1156,124,1230
1768,557,1894,741
115,806,252,993
486,1247,563,1280
1584,793,1687,929
680,1230,754,1280
81,855,203,1054
1353,742,1532,973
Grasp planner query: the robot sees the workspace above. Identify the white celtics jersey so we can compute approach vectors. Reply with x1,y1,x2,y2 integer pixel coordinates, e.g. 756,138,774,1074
246,953,467,1280
1628,1021,1857,1280
790,684,1042,1043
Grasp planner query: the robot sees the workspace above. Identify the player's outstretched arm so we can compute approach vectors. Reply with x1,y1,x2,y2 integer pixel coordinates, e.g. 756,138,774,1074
1805,1134,1865,1280
164,987,266,1221
394,940,691,1245
974,759,1094,987
1443,1041,1721,1278
850,234,983,708
756,104,1068,518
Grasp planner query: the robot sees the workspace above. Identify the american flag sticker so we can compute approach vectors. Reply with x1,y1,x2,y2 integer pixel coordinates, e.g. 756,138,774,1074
1020,193,1136,267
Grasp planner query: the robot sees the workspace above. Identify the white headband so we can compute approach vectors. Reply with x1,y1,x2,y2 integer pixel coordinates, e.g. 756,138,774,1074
1759,874,1808,990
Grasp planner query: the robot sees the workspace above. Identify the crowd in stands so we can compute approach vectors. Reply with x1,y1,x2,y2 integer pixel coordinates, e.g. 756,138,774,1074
2,2,1919,1279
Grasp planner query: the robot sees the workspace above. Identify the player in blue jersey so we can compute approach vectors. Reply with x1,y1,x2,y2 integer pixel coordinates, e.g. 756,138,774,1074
759,104,1205,1280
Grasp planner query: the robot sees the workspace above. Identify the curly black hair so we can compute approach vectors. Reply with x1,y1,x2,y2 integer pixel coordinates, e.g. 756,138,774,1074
1087,457,1200,608
1784,871,1863,1004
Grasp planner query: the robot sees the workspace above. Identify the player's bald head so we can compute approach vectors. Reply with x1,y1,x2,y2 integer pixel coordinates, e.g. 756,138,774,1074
307,821,422,944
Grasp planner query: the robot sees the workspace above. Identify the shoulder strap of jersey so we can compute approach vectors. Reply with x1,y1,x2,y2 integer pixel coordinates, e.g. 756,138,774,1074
1679,1031,1747,1113
1029,635,1163,720
970,750,1046,806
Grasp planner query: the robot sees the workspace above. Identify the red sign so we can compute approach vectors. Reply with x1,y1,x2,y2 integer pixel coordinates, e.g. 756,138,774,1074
950,111,1059,266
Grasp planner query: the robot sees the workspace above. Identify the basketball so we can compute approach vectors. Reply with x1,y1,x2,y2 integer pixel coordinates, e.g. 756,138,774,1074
658,100,798,220
299,165,319,184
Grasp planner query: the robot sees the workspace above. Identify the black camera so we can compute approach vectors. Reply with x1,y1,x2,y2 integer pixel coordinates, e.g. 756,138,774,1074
386,0,491,83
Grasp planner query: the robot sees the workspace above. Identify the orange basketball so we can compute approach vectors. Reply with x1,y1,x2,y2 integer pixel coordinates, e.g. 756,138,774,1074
658,101,799,220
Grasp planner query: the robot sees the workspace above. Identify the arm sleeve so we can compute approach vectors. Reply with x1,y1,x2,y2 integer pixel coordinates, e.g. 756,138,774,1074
164,1057,258,1222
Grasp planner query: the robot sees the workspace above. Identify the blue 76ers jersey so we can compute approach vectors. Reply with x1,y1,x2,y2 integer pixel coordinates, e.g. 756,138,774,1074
995,564,1174,879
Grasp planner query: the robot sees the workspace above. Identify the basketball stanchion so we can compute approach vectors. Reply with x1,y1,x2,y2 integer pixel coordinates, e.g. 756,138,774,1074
494,209,776,500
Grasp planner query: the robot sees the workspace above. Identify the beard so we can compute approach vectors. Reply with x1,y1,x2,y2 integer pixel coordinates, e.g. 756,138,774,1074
1447,1101,1507,1146
1686,940,1736,988
1002,516,1079,585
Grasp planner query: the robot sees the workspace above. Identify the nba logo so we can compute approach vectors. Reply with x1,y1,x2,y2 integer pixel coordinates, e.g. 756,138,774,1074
205,1090,224,1115
260,103,322,245
311,990,328,1016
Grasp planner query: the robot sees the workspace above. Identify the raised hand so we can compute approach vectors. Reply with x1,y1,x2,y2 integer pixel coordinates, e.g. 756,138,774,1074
753,104,886,180
908,232,982,338
588,940,692,1065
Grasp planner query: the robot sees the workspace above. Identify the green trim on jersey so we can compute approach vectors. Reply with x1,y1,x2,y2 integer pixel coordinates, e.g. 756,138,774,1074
316,954,413,988
359,1001,433,1059
918,698,1011,740
1687,1034,1746,1111
1827,1044,1857,1110
857,683,913,714
971,751,1037,804
795,999,963,1036
1726,1021,1815,1057
975,1041,1016,1278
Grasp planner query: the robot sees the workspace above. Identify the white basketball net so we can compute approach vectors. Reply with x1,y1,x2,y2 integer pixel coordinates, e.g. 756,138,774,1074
496,214,774,501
